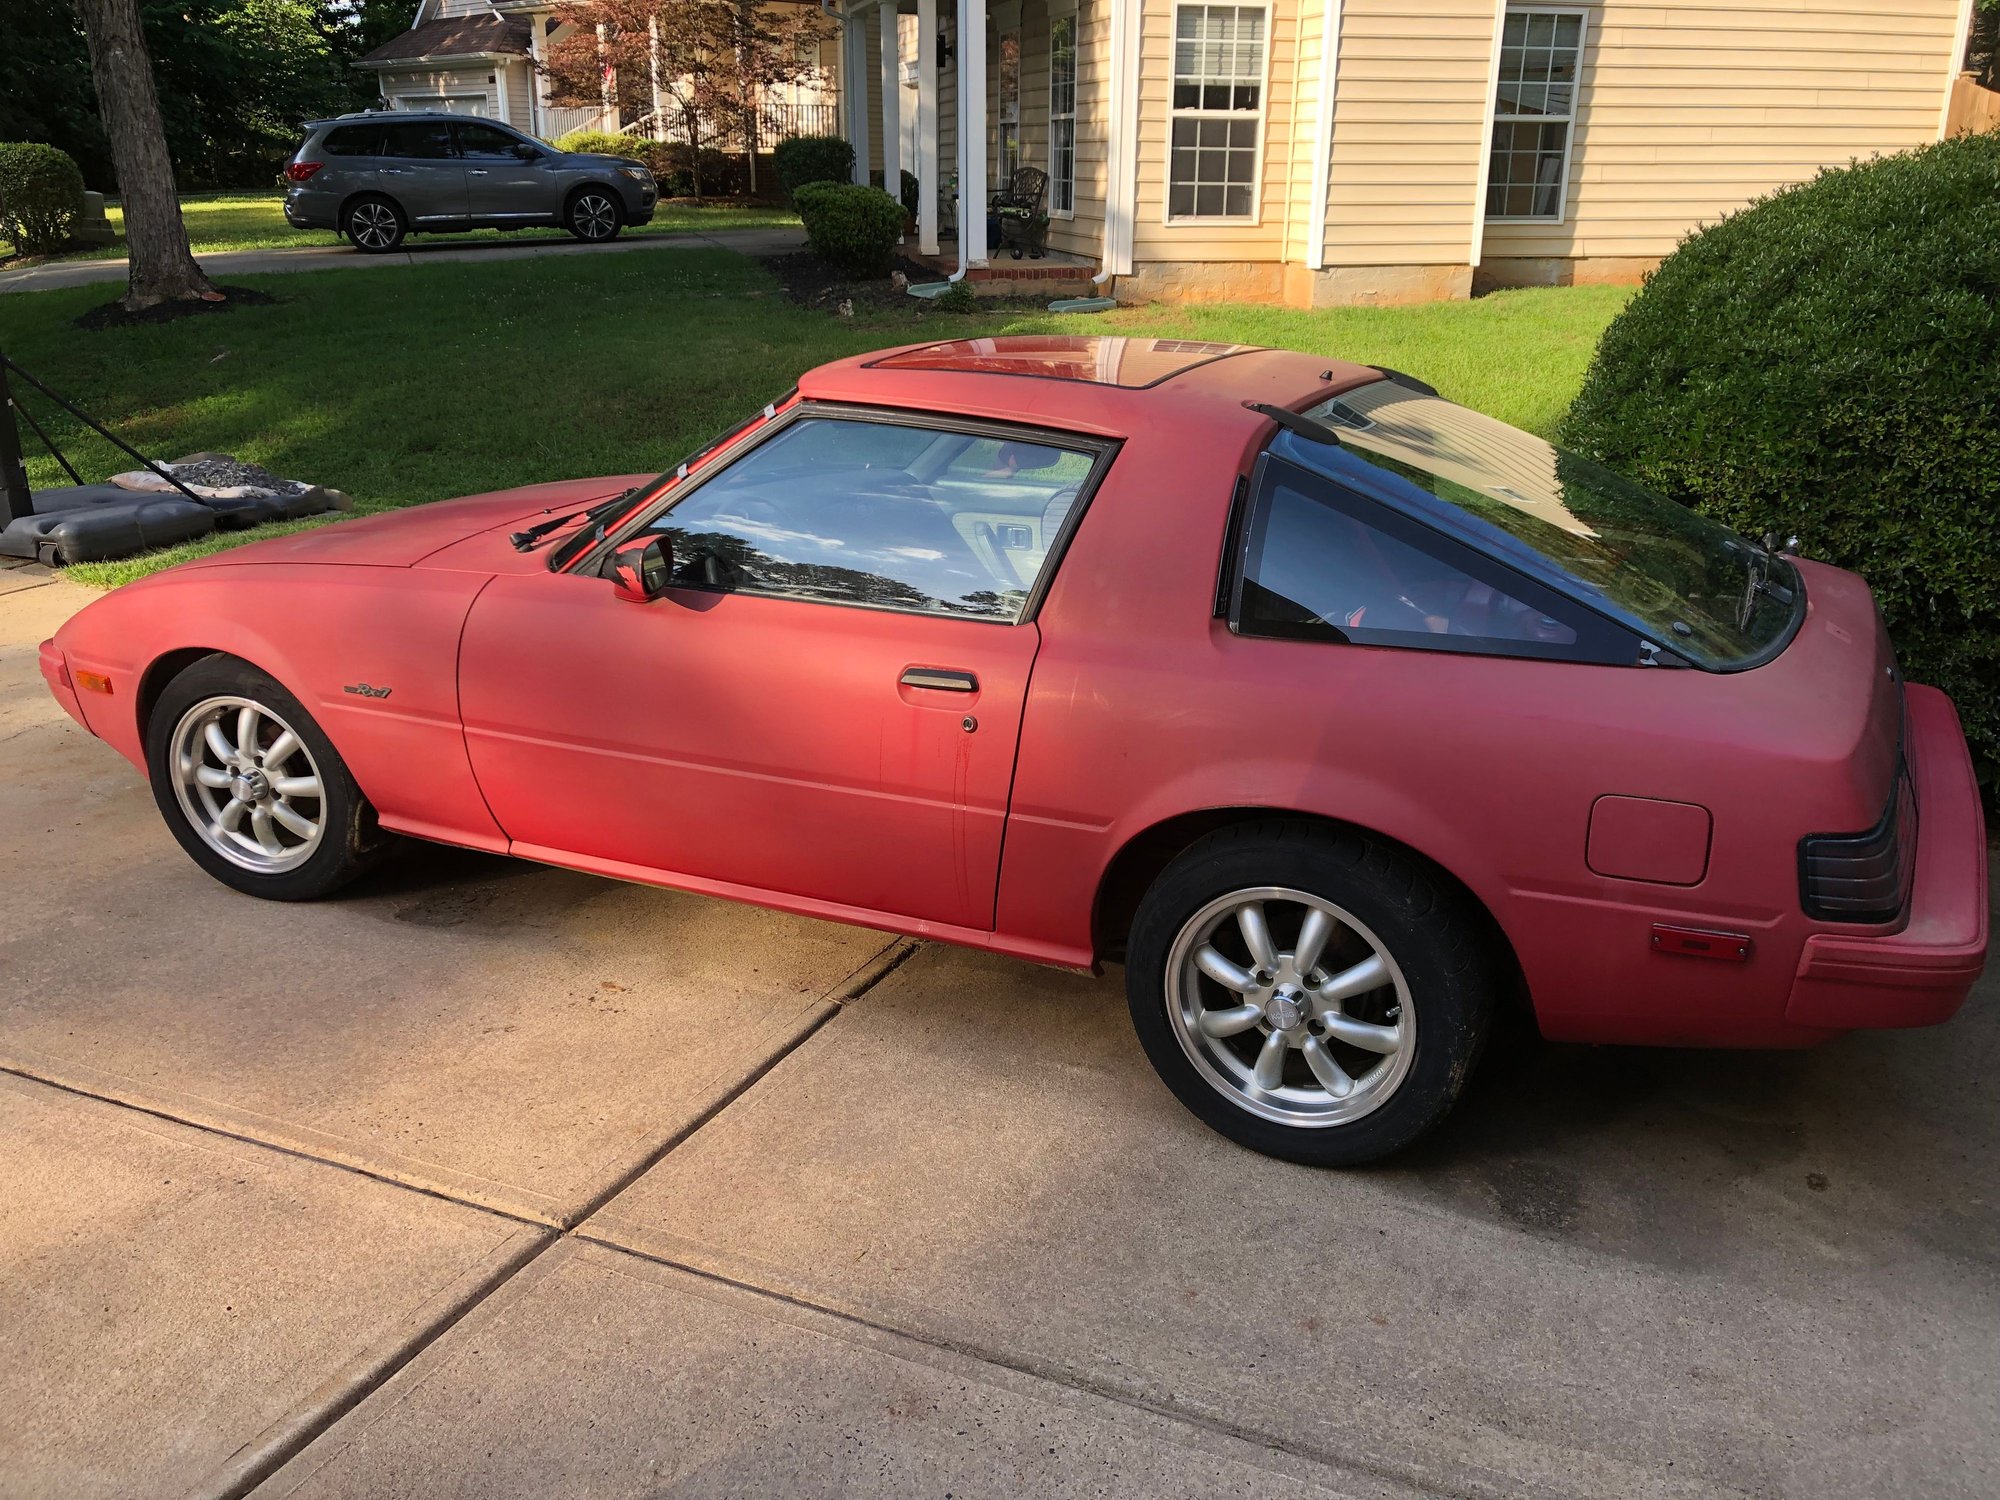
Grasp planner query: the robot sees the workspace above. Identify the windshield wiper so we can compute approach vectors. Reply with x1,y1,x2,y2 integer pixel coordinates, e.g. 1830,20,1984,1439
510,490,640,552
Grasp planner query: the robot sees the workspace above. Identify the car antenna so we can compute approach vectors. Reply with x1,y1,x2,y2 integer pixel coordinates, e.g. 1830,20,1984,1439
1242,401,1348,447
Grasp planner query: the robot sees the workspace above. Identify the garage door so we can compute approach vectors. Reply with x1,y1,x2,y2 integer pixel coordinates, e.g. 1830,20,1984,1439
396,94,491,117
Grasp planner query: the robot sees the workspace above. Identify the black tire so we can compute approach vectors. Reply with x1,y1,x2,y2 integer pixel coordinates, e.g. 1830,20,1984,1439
566,187,623,243
1125,820,1493,1167
145,654,390,901
344,195,406,253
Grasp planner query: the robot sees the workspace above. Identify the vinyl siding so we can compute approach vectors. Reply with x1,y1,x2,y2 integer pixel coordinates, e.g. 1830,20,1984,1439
1321,0,1494,268
1482,0,1963,261
503,60,533,127
1132,0,1305,261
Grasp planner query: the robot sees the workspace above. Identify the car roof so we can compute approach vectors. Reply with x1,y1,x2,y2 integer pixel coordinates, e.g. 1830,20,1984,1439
802,336,1382,441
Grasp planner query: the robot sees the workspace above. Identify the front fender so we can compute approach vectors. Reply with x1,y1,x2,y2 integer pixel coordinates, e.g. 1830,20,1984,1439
55,563,508,852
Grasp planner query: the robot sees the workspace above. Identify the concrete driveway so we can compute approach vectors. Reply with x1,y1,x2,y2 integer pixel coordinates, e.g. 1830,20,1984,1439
3,565,1995,1500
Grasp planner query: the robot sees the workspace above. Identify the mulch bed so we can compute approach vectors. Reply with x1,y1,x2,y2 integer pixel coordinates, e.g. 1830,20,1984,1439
764,249,1052,317
74,285,279,333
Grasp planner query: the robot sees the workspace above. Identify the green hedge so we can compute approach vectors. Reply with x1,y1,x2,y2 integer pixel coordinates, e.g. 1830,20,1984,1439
1558,132,2000,784
551,129,637,158
774,134,855,205
0,141,85,256
795,181,905,276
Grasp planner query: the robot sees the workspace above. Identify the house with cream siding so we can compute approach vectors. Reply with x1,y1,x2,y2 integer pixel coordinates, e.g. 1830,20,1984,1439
359,0,1984,306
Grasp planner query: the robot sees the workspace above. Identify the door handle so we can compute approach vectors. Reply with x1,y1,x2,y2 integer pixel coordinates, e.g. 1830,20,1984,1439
468,168,489,175
900,667,978,692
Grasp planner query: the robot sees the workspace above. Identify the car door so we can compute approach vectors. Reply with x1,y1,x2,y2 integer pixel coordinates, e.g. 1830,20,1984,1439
453,120,556,220
456,409,1109,933
377,118,467,223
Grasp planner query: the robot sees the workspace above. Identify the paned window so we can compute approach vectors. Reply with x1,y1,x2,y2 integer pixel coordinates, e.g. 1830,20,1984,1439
1050,14,1077,214
1168,4,1265,220
1485,9,1585,221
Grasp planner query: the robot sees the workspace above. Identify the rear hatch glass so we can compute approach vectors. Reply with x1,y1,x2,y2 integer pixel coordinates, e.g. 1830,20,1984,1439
1295,381,1802,669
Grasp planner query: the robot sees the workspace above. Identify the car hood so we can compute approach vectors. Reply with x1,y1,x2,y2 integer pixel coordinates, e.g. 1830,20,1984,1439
173,476,654,572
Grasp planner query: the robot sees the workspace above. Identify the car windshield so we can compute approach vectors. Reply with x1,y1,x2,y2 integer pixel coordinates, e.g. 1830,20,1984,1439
1296,382,1800,668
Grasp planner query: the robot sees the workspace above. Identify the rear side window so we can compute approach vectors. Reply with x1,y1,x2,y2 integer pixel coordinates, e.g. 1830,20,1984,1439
321,125,383,156
1232,459,1632,664
381,121,455,159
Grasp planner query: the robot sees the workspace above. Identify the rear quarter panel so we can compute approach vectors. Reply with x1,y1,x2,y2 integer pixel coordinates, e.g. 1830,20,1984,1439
55,563,506,851
1004,436,1898,1047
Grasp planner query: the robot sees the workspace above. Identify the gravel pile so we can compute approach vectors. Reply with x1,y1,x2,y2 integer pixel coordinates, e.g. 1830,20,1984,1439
167,458,310,496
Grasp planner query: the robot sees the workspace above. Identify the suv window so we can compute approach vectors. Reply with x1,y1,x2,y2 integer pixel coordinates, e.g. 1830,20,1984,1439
322,124,384,156
628,415,1103,621
454,121,526,158
381,120,455,159
1233,458,1631,663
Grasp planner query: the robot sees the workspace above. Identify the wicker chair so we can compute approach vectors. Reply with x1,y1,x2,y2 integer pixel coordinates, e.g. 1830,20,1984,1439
989,167,1050,259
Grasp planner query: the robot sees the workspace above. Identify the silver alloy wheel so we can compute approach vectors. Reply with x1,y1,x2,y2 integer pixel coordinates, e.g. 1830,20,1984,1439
572,193,617,239
1165,886,1414,1128
169,694,327,874
348,202,398,250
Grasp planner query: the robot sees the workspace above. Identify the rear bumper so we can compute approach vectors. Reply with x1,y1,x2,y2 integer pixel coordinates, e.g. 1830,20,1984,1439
1786,684,1988,1028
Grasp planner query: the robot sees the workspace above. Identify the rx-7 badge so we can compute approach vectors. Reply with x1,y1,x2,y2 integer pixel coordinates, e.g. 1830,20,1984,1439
343,682,393,699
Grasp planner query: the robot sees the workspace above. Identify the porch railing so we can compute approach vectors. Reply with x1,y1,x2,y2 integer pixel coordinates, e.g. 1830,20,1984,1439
626,98,841,147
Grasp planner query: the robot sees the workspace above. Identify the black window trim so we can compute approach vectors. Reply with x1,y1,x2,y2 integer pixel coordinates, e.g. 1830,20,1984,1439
571,399,1122,627
1225,451,1643,666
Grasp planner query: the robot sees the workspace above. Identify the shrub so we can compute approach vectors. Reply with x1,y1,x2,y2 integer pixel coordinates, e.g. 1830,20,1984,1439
0,141,85,256
935,278,977,313
552,128,639,158
795,181,905,276
899,168,919,220
1557,132,2000,784
774,134,855,204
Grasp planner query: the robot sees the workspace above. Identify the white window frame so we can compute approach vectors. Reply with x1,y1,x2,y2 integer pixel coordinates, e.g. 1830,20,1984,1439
1483,5,1588,226
1162,1,1272,227
1048,6,1078,219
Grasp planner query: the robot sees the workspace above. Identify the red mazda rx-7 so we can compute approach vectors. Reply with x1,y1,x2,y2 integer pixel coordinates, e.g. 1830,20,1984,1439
40,336,1987,1164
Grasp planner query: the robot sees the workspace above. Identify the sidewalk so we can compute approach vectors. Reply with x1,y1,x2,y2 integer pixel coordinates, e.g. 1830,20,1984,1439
0,226,807,295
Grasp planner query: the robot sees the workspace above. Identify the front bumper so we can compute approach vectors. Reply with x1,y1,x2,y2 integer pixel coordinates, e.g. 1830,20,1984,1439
39,639,87,731
1786,684,1988,1028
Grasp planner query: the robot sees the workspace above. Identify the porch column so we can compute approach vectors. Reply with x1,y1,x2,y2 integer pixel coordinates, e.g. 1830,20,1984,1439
527,20,544,137
959,0,987,264
648,16,664,132
878,3,902,213
846,7,872,184
918,0,939,254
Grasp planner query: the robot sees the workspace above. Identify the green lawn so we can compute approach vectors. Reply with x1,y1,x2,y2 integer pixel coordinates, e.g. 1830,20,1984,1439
0,249,1628,586
66,190,800,259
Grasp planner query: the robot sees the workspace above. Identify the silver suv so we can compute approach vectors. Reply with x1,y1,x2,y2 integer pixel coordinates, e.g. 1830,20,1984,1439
284,113,658,253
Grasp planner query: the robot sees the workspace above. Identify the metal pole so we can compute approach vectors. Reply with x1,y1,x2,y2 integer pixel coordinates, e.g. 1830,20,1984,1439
0,353,206,506
0,354,32,523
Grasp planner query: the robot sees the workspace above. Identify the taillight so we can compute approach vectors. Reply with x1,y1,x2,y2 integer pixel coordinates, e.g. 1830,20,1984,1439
286,161,325,183
1799,771,1916,923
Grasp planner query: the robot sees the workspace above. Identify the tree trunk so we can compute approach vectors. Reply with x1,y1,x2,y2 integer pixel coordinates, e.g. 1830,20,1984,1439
73,0,218,310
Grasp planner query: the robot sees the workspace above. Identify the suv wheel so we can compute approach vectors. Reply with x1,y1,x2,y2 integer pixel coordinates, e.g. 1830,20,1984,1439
1125,821,1494,1166
344,195,406,254
567,188,622,243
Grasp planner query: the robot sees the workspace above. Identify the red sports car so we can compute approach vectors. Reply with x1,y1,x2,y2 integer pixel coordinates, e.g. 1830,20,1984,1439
40,336,1988,1164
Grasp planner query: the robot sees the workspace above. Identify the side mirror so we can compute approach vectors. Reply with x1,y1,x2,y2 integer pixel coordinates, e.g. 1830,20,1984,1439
512,142,541,160
608,535,671,603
